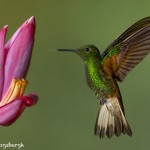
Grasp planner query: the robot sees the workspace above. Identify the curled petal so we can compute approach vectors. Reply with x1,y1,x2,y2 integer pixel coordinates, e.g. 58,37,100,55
3,17,35,95
0,99,25,126
0,93,38,126
21,93,39,107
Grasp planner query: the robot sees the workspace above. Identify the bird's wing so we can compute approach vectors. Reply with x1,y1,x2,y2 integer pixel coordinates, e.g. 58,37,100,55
101,17,150,81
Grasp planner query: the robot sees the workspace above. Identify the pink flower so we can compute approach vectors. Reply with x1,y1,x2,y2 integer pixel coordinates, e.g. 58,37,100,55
0,16,38,126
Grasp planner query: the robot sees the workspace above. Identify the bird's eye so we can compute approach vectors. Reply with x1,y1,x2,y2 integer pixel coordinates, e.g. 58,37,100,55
84,47,90,52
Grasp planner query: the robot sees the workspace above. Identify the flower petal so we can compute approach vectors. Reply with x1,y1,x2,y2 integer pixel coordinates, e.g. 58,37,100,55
0,99,25,126
21,93,39,107
3,17,35,95
0,93,38,126
0,26,7,99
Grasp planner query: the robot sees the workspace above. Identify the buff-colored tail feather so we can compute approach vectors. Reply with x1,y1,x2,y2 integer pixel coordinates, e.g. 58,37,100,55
94,97,132,138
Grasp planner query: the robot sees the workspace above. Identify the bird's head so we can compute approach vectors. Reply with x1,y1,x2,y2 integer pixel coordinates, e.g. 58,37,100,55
57,44,101,63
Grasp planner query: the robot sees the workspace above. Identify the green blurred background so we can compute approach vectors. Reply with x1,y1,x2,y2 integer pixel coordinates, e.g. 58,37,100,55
0,0,150,149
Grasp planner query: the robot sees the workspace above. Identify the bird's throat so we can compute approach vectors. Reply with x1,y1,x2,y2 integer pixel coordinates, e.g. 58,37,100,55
85,58,107,91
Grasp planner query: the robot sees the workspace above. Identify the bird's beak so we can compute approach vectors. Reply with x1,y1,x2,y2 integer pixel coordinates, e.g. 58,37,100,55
57,49,75,52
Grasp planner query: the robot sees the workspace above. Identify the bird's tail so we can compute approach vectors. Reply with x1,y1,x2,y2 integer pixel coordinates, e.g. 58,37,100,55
94,97,132,138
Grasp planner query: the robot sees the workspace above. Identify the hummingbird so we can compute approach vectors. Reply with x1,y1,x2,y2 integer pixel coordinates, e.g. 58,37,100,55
57,17,150,138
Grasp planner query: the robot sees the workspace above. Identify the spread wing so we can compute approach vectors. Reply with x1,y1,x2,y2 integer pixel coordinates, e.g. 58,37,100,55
101,17,150,81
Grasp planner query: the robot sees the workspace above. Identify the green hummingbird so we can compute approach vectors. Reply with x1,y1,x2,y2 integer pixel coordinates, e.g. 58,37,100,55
57,17,150,138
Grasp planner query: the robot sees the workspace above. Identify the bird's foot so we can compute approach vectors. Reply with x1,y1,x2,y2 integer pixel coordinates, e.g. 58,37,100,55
100,99,107,105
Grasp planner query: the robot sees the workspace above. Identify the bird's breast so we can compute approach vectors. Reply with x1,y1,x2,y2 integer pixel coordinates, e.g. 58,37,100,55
85,65,115,99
